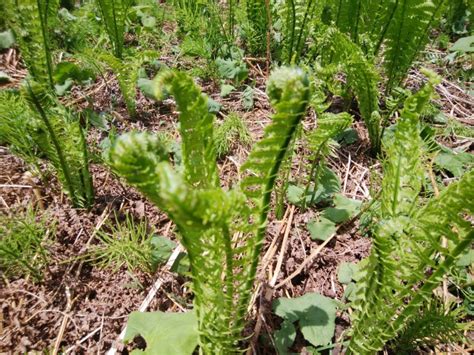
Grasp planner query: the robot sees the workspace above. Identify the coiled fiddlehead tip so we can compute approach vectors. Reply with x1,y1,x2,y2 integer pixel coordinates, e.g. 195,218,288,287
266,66,310,105
108,131,168,185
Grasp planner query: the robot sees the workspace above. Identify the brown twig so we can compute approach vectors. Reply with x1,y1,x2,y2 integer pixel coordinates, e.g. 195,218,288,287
52,286,74,355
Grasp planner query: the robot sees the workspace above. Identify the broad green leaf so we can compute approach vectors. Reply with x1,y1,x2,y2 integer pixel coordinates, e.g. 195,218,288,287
207,97,222,113
308,217,336,241
0,30,15,49
323,194,361,223
337,262,358,284
273,293,337,347
242,85,254,110
435,151,474,177
450,36,474,53
215,58,248,84
274,320,296,355
343,282,357,302
336,128,358,146
142,16,157,28
86,110,109,131
54,78,74,96
456,249,474,267
315,165,341,201
286,184,307,205
220,83,235,98
170,252,190,275
287,167,340,207
322,208,349,223
53,61,95,84
150,235,177,270
124,310,198,354
138,78,160,99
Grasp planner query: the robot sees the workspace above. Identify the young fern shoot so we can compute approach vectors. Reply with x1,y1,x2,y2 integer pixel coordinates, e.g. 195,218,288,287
95,0,134,59
108,67,310,353
4,0,60,88
20,81,94,208
319,27,381,154
348,70,474,353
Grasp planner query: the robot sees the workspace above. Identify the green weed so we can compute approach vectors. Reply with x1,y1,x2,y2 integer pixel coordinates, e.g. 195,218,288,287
214,112,252,158
88,213,155,273
0,207,54,282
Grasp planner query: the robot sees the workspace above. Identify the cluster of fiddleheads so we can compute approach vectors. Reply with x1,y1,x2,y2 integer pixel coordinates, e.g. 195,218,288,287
108,67,310,353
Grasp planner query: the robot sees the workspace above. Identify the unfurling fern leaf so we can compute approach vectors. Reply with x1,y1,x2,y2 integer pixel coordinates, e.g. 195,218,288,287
319,27,381,153
98,50,158,118
108,67,310,353
244,0,270,56
382,0,446,91
4,0,60,87
347,71,473,353
20,81,94,208
95,0,134,59
279,0,321,64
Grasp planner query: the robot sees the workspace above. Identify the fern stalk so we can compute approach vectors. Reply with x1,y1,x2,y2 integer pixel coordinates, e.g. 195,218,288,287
25,82,76,201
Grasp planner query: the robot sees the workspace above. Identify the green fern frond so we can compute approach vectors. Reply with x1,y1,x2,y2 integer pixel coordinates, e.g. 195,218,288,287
394,297,465,352
95,0,134,59
109,67,311,353
380,70,440,217
138,70,219,189
237,67,310,319
308,112,353,155
97,50,158,118
350,171,474,353
243,0,269,56
0,91,40,167
21,81,94,208
320,27,381,153
240,67,310,205
5,0,59,87
279,0,322,63
346,71,473,354
382,0,446,91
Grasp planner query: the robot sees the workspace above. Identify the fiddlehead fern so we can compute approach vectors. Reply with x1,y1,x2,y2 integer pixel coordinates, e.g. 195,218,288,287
347,71,473,353
109,67,310,353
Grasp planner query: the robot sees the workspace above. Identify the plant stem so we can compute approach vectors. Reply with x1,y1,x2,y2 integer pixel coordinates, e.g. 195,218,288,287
26,82,77,207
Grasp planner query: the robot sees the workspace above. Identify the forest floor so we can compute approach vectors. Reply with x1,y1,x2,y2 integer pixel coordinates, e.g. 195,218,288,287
1,25,473,354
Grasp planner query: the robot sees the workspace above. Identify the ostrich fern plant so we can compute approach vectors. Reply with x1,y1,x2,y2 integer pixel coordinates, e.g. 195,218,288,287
4,0,60,88
108,67,310,353
324,0,446,91
319,27,381,154
95,0,134,59
347,70,474,353
17,81,94,207
279,0,321,64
